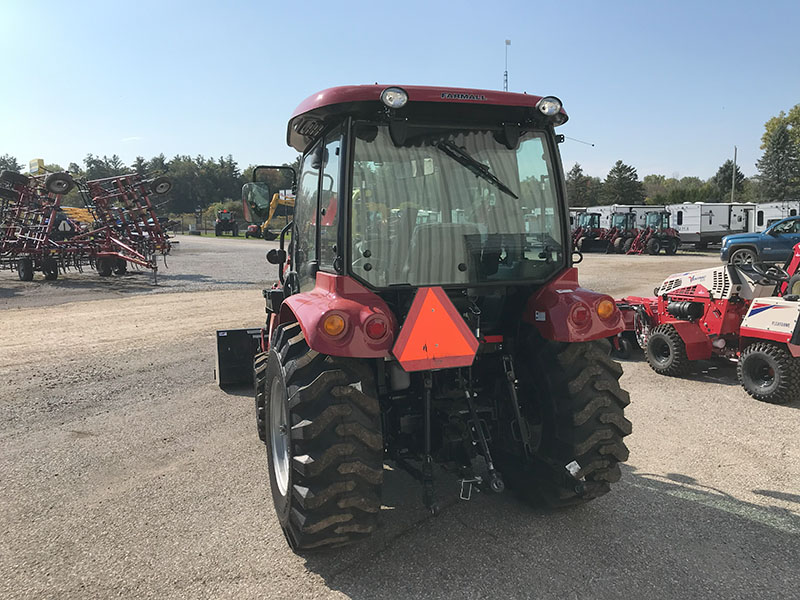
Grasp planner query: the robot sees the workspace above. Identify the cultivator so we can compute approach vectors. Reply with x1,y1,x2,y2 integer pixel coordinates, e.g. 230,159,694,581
0,169,172,282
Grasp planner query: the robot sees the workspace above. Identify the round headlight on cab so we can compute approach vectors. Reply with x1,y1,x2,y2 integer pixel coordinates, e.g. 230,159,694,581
381,87,408,109
536,96,562,116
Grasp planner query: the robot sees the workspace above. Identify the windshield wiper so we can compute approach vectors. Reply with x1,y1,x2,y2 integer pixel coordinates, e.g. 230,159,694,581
435,141,518,199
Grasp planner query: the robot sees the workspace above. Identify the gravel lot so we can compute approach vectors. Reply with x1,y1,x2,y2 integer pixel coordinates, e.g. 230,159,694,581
1,237,798,599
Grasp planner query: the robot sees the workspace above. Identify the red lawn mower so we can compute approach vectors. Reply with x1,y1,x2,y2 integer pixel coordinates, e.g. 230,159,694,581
614,243,800,404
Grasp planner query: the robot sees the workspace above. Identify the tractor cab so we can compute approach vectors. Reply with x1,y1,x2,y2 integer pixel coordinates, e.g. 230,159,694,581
575,211,601,231
645,211,670,231
234,85,630,552
611,212,636,232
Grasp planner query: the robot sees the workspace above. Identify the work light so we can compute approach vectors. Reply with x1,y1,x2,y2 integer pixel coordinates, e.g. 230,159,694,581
536,96,562,116
381,87,408,109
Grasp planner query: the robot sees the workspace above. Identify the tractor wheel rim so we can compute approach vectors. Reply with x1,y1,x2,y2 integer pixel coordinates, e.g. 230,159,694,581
270,377,290,496
653,339,670,364
747,358,775,389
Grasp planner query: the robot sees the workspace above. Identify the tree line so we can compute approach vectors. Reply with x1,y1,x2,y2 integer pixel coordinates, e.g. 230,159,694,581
565,105,800,206
0,152,300,219
2,104,797,212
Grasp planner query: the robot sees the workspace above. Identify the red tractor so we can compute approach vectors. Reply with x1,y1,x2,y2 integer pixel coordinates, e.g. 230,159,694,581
615,243,800,403
572,212,609,252
607,212,638,254
218,85,631,551
625,210,679,255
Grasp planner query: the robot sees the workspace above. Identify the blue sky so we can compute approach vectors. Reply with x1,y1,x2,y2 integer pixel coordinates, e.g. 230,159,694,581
1,0,798,180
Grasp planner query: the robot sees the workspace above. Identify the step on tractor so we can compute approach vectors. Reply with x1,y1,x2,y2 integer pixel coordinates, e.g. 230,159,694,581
614,242,800,403
215,209,239,236
625,210,680,255
572,212,609,252
217,85,631,551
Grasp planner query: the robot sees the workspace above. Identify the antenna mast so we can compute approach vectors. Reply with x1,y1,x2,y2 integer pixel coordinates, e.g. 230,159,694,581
504,39,511,91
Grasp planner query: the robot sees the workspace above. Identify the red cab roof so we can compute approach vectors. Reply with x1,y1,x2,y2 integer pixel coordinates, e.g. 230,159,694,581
287,84,567,150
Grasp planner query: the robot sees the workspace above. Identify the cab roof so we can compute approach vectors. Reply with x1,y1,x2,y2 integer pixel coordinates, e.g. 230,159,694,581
287,84,568,151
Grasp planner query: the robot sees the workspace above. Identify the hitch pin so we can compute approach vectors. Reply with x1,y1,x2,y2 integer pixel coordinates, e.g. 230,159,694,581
459,476,482,501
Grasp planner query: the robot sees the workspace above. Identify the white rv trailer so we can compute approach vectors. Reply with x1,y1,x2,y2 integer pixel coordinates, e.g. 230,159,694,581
591,204,667,229
665,202,753,246
752,201,800,230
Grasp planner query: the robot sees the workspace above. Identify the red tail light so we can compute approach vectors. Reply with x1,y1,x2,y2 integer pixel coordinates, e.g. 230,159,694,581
365,317,388,340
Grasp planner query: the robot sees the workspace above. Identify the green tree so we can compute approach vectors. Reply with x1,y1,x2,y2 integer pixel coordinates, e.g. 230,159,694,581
761,104,800,149
756,121,800,202
0,154,22,172
602,160,645,204
565,163,603,207
713,159,745,198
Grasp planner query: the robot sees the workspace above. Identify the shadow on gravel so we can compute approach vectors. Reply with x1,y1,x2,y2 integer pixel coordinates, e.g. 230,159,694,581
753,489,800,505
299,464,800,599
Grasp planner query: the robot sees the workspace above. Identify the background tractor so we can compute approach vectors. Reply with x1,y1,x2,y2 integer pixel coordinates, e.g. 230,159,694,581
214,209,239,236
217,85,631,552
626,211,680,255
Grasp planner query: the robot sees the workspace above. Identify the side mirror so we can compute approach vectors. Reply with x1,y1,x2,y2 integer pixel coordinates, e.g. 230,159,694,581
253,165,297,194
267,248,287,265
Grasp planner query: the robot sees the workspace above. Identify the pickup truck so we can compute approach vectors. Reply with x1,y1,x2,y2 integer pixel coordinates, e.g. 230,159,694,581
721,216,800,264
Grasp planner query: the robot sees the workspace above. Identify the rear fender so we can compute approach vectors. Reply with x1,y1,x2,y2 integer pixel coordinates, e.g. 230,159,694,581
278,273,397,358
669,321,713,360
523,268,624,342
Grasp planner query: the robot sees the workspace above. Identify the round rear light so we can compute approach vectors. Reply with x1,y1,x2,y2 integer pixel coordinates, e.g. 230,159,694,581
322,313,346,337
365,317,388,340
569,303,592,328
596,299,616,320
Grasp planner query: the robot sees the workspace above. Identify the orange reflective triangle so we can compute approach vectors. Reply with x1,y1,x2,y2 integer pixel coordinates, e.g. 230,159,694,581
392,287,479,372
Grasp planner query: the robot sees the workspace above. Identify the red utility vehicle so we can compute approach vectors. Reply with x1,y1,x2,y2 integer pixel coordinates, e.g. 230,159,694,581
217,85,631,551
614,243,800,403
625,210,680,255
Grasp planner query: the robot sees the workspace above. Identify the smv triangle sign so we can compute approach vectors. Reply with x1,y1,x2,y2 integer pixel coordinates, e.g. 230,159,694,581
392,287,479,372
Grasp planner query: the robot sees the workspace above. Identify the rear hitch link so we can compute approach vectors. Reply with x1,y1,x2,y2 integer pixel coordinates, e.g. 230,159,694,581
463,370,504,495
422,372,439,515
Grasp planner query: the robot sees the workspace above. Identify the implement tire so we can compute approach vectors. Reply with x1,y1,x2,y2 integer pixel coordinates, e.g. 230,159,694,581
738,342,800,405
260,322,383,551
17,257,34,282
42,257,59,281
0,170,29,186
500,337,631,507
787,274,800,297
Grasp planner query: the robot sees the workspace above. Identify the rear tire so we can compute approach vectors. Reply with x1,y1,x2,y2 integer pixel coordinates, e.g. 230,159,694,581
786,274,800,296
500,337,631,507
738,342,800,404
646,238,661,255
613,237,624,253
646,324,690,376
260,323,383,551
665,238,679,255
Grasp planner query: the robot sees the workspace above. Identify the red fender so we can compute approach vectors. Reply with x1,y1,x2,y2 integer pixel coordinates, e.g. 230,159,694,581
669,321,713,360
523,268,624,342
279,272,397,358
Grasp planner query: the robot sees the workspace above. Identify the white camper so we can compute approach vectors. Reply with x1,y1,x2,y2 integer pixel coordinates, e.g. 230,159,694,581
666,203,752,247
752,201,800,230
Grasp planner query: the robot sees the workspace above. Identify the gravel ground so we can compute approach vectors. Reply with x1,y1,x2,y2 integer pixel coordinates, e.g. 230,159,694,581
1,238,798,599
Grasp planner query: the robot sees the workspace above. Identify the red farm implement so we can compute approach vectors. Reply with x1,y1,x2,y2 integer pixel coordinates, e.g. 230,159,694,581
71,173,173,280
625,211,680,255
0,169,172,282
0,170,79,280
